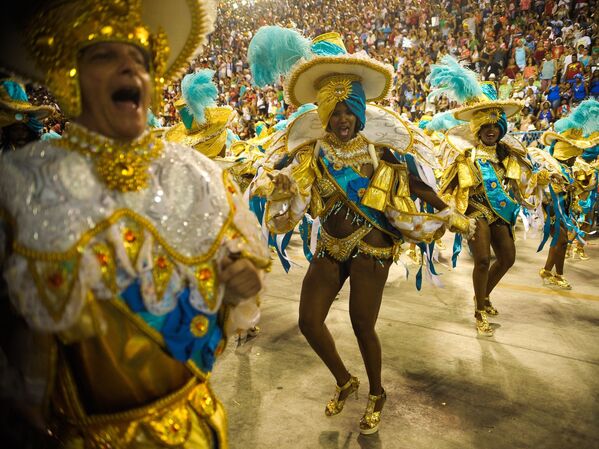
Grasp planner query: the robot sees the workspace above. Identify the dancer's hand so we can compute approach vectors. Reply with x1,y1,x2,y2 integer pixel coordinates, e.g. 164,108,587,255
448,211,476,240
220,255,263,304
268,173,294,200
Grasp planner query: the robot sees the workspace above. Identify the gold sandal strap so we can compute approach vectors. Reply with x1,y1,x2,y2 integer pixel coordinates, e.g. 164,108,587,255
336,375,356,392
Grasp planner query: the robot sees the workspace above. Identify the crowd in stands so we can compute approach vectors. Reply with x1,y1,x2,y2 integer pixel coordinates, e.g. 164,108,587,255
25,0,599,139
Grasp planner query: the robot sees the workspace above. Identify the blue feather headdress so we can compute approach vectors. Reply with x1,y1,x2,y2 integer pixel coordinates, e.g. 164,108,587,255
426,55,482,103
554,99,599,137
426,111,466,132
248,26,313,87
147,109,161,128
542,99,599,154
181,69,218,125
427,56,521,138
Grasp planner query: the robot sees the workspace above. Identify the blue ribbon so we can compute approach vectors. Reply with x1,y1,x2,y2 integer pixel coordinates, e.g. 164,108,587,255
272,230,293,272
299,215,314,262
538,182,584,251
537,203,553,252
250,194,295,271
452,233,462,268
415,241,438,291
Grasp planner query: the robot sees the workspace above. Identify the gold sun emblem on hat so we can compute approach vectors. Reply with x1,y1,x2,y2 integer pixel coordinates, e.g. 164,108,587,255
332,82,350,99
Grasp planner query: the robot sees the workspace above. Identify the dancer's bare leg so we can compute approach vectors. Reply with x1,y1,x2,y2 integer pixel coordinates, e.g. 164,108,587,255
347,254,391,397
469,219,492,311
299,255,351,391
486,222,516,296
543,224,569,275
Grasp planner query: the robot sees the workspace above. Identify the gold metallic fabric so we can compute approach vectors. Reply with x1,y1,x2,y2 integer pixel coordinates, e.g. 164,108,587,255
553,140,583,161
361,160,416,214
56,374,226,449
59,300,193,414
51,300,227,448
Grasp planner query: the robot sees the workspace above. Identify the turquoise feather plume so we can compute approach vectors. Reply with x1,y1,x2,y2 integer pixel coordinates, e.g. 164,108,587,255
146,109,161,128
554,99,599,137
427,55,482,103
274,103,317,131
181,69,218,125
248,26,312,87
426,111,465,132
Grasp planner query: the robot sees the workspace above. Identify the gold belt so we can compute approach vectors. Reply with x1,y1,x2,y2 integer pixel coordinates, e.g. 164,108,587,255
467,197,499,224
317,226,397,262
357,239,397,260
55,374,225,448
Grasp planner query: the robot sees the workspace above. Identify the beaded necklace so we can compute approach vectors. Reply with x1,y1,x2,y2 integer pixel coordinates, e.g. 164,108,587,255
56,123,163,192
474,142,499,163
321,133,371,171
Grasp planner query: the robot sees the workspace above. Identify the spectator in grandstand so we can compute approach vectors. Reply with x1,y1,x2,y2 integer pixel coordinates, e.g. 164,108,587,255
591,70,599,99
572,74,588,104
564,53,585,82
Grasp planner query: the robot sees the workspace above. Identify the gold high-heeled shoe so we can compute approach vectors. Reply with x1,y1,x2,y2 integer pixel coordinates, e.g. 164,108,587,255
539,268,554,285
552,274,572,290
475,309,494,336
325,375,359,416
573,245,590,261
359,389,386,435
473,296,498,317
565,244,573,259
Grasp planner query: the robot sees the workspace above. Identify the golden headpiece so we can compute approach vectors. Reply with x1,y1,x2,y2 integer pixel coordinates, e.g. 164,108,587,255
27,0,166,117
465,105,504,138
541,99,599,161
0,0,216,118
427,57,522,140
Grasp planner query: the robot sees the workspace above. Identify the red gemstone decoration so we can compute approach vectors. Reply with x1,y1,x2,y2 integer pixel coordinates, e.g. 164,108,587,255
198,268,212,281
156,256,167,269
96,252,109,266
124,229,136,243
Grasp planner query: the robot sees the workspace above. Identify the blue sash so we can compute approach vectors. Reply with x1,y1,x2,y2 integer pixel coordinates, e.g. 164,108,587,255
320,154,402,238
477,160,520,226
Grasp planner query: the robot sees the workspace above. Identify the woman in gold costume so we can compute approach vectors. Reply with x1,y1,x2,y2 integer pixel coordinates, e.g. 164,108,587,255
0,1,270,448
537,99,599,290
430,56,550,336
248,28,473,435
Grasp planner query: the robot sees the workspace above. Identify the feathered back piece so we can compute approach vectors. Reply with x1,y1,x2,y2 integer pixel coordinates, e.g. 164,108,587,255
554,99,599,137
181,69,218,125
426,111,465,132
248,26,312,87
427,55,483,103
